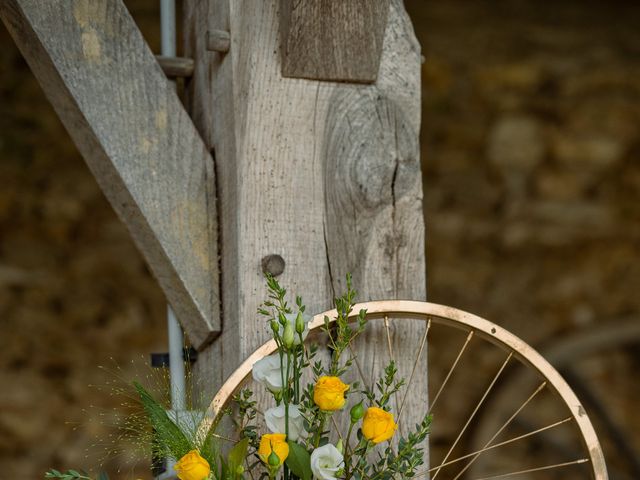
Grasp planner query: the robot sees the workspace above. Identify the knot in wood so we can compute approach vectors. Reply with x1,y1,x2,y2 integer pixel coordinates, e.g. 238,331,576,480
261,254,286,277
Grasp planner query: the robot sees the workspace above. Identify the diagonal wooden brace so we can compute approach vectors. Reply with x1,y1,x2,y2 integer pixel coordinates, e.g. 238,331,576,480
1,0,220,349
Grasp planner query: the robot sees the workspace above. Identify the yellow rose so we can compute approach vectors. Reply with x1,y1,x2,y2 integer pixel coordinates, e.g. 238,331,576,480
258,433,289,466
313,376,350,411
362,407,397,444
174,450,210,480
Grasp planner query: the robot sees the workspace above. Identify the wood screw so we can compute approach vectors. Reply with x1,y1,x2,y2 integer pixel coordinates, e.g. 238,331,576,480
261,254,285,277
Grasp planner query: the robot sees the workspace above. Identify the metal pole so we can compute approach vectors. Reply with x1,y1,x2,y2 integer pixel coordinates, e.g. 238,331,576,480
160,0,185,414
167,307,186,411
160,0,176,58
160,2,185,479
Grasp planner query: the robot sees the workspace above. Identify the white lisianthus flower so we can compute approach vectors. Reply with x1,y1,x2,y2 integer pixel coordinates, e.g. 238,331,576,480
281,313,312,345
252,353,283,392
310,444,344,480
264,404,306,441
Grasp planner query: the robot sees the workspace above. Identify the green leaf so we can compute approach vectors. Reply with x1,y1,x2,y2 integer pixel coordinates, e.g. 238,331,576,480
200,414,223,468
97,472,110,480
133,381,193,458
220,457,229,480
228,437,249,471
285,441,312,480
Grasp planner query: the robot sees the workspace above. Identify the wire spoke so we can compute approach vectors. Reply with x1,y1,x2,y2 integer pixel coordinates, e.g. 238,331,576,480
383,315,404,437
398,318,431,427
471,458,590,479
348,345,370,392
428,330,474,415
451,381,547,479
424,417,573,474
330,415,344,441
431,352,513,479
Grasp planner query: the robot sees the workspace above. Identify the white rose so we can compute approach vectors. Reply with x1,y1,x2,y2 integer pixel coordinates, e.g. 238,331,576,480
310,444,343,480
264,404,306,441
280,313,312,345
252,353,283,392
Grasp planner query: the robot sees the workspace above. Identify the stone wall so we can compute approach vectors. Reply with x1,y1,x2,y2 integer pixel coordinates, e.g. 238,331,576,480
0,2,166,478
409,0,640,342
407,1,640,475
1,0,638,478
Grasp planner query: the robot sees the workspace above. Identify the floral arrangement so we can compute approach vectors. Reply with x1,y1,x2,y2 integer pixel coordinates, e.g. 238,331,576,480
46,275,431,480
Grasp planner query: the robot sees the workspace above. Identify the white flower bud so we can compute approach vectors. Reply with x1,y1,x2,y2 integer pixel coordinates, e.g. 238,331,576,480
264,404,306,441
252,354,283,392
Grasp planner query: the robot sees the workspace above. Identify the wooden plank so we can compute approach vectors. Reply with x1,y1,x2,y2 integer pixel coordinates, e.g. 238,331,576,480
280,0,391,83
186,0,426,450
1,0,220,349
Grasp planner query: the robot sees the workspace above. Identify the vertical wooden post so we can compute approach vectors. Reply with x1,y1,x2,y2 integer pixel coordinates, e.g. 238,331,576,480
183,0,427,449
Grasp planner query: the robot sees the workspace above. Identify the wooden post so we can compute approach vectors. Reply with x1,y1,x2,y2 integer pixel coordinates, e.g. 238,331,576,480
2,0,427,460
183,0,427,446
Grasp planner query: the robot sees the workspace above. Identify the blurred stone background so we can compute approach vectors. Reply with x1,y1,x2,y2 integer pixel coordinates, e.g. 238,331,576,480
1,0,639,478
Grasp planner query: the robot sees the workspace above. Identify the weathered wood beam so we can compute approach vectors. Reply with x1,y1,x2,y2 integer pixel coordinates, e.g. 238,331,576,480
280,0,391,83
184,0,426,451
1,0,220,349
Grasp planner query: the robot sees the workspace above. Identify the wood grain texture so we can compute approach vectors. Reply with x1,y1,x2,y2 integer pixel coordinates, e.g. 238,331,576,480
186,0,426,451
280,0,390,83
1,0,220,349
322,0,427,448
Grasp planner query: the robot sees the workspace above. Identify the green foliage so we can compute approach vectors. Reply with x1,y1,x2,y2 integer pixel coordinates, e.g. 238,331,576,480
133,381,193,461
285,441,312,480
220,437,250,480
372,413,433,479
44,469,95,480
363,361,406,410
233,389,259,450
323,274,368,376
259,273,293,319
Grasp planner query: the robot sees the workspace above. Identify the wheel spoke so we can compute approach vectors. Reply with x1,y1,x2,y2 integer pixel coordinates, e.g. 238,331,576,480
398,318,431,427
451,381,547,479
383,315,404,437
428,330,474,415
348,344,370,392
330,415,344,441
431,352,513,479
427,417,572,474
471,458,590,479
